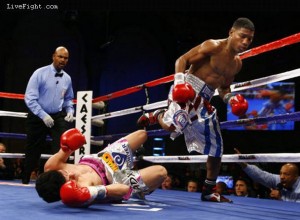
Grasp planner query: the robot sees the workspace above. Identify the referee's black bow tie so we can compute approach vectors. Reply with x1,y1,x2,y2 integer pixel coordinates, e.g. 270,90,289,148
55,72,63,77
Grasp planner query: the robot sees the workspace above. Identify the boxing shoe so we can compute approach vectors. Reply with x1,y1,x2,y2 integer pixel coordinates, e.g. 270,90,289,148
201,181,232,203
137,109,166,127
131,189,153,200
201,192,232,203
131,191,146,200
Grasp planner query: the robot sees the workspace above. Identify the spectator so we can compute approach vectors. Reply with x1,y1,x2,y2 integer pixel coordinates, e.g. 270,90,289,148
235,148,300,202
186,179,199,192
23,46,74,184
161,174,173,190
0,143,15,180
234,178,256,197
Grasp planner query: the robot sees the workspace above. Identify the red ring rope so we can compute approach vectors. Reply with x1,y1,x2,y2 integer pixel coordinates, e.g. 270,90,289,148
0,92,24,100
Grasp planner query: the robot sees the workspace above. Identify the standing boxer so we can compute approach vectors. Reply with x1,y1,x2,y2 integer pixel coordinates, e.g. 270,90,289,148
35,128,167,207
138,17,255,202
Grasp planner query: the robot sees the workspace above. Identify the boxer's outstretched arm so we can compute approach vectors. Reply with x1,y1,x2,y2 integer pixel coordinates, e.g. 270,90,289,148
60,181,130,207
44,128,86,171
44,149,72,172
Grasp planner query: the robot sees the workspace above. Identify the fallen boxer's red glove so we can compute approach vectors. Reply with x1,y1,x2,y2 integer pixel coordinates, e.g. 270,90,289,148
60,180,107,207
60,128,86,152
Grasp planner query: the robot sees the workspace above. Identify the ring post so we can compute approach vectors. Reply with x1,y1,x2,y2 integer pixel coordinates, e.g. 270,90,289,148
75,91,93,164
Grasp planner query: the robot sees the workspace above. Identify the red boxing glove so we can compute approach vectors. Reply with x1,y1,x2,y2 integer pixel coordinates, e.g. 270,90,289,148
172,83,195,104
60,180,107,207
229,94,248,116
60,128,86,152
60,180,93,207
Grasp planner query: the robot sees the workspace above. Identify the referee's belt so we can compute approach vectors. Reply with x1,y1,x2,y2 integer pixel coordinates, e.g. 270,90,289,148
48,111,63,116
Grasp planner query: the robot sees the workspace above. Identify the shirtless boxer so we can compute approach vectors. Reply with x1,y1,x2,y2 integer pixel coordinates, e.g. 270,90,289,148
138,17,255,202
35,128,167,207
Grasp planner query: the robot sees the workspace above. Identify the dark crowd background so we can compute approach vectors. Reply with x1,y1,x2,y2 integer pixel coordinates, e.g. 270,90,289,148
0,0,300,162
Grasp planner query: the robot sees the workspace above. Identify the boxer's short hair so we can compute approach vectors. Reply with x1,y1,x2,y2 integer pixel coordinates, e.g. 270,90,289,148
233,17,255,31
35,170,66,203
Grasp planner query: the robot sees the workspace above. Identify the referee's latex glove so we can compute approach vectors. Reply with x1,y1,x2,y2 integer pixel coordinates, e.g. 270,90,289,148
43,115,54,128
64,112,74,122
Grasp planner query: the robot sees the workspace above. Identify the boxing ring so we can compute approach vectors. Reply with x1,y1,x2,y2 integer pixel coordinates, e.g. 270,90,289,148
1,32,300,219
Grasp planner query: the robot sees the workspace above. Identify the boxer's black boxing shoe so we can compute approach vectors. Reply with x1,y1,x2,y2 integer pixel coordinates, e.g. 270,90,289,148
137,109,166,127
